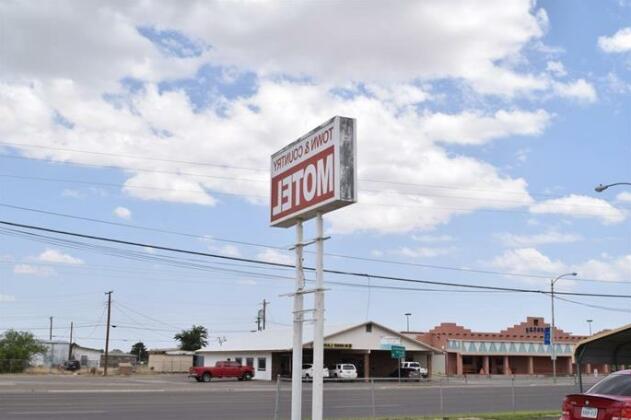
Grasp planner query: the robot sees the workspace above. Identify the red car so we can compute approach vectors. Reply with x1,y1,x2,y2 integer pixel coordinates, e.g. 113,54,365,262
561,370,631,420
189,361,254,382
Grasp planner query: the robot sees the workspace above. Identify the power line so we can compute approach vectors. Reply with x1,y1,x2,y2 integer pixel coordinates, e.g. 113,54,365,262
1,219,630,299
554,295,631,314
2,202,627,285
0,141,619,202
4,173,627,216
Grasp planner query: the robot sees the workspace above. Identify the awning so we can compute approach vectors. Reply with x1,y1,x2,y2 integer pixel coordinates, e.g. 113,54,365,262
574,323,631,392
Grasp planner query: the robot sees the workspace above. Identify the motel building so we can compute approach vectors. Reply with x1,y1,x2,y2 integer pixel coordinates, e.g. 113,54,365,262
196,321,443,380
406,316,610,376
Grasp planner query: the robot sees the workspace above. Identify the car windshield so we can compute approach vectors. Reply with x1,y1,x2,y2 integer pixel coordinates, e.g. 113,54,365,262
588,374,631,396
342,365,355,370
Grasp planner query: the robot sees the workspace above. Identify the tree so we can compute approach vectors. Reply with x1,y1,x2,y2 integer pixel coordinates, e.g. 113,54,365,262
130,342,148,363
174,325,208,351
0,330,46,373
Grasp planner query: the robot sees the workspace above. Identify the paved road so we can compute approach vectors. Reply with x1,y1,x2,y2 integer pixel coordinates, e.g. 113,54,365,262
0,375,597,419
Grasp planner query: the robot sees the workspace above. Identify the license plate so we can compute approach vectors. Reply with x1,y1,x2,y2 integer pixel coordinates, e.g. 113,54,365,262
581,406,598,419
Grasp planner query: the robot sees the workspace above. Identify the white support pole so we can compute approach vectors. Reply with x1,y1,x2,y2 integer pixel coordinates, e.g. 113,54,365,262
312,213,325,420
291,221,305,420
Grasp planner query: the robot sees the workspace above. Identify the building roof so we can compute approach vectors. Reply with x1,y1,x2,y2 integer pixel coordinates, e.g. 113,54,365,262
197,321,442,353
71,343,103,353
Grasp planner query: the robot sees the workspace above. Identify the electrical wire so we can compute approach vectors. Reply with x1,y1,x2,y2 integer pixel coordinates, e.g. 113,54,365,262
1,202,627,285
0,141,622,202
1,219,630,299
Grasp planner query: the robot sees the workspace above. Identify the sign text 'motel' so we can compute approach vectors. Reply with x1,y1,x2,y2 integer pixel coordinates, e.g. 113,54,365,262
270,116,357,227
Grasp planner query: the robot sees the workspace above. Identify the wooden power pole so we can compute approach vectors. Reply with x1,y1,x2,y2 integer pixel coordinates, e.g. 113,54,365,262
104,291,113,376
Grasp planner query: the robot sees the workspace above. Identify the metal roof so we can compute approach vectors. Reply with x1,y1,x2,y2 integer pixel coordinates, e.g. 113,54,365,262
197,321,442,353
575,323,631,365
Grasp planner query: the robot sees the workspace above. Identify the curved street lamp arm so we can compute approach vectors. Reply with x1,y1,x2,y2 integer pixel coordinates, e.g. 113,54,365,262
595,182,631,192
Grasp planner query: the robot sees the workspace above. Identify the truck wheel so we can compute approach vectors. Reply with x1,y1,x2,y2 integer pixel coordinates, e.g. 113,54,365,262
244,372,253,381
202,373,211,383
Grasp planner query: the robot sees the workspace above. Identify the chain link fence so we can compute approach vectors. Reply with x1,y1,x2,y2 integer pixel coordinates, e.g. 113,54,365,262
270,374,601,419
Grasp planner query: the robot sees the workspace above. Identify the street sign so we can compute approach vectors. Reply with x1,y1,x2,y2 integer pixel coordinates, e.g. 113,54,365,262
390,345,406,359
270,116,357,227
544,327,551,345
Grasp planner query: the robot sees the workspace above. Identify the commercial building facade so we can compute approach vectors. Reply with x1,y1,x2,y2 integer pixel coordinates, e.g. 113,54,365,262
197,321,443,380
407,317,608,376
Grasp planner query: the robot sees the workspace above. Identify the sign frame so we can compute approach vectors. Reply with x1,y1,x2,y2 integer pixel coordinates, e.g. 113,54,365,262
270,116,357,228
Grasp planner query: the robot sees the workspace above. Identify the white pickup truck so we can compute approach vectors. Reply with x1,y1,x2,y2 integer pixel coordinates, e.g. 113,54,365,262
401,361,428,378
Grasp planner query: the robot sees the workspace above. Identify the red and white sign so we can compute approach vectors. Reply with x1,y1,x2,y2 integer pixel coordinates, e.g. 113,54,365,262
270,116,356,227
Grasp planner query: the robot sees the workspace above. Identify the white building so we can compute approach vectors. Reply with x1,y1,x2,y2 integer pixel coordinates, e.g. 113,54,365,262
196,321,443,381
31,340,70,367
71,344,103,368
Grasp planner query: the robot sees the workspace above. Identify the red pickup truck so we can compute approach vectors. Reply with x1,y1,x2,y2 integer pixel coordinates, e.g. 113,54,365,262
189,361,254,382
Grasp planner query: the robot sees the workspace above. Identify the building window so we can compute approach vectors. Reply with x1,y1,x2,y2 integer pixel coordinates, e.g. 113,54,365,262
534,319,539,326
235,357,242,365
366,323,372,333
257,357,267,371
246,357,254,368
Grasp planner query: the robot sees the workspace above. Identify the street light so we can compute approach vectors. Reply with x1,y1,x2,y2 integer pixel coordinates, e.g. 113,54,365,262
404,313,412,332
587,319,593,336
594,182,631,192
551,272,577,383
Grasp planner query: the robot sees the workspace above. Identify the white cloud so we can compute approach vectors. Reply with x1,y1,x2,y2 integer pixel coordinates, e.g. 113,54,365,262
604,72,631,94
489,248,631,284
495,231,582,247
0,79,546,234
393,246,453,258
256,249,293,265
546,61,567,77
490,247,566,275
598,27,631,53
216,245,241,258
0,294,16,303
113,206,132,220
552,79,597,103
616,192,631,202
529,194,626,224
13,264,55,277
1,0,553,98
0,2,589,234
422,109,551,145
515,148,531,163
576,254,631,282
38,249,84,265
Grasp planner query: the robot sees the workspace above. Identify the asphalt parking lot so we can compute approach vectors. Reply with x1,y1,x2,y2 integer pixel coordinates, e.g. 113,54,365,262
0,374,597,419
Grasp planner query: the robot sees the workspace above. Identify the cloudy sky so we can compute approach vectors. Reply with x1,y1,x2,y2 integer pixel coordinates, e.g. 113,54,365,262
0,0,630,350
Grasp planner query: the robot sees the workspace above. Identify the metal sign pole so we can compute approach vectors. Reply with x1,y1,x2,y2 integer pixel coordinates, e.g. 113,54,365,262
312,213,325,420
291,221,305,420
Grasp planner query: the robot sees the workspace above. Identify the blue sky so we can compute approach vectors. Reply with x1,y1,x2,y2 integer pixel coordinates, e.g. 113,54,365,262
0,0,630,351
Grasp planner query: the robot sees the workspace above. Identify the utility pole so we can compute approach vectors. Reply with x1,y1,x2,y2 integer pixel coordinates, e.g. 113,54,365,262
104,291,113,376
262,299,268,331
256,310,262,332
49,316,53,340
68,321,74,360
